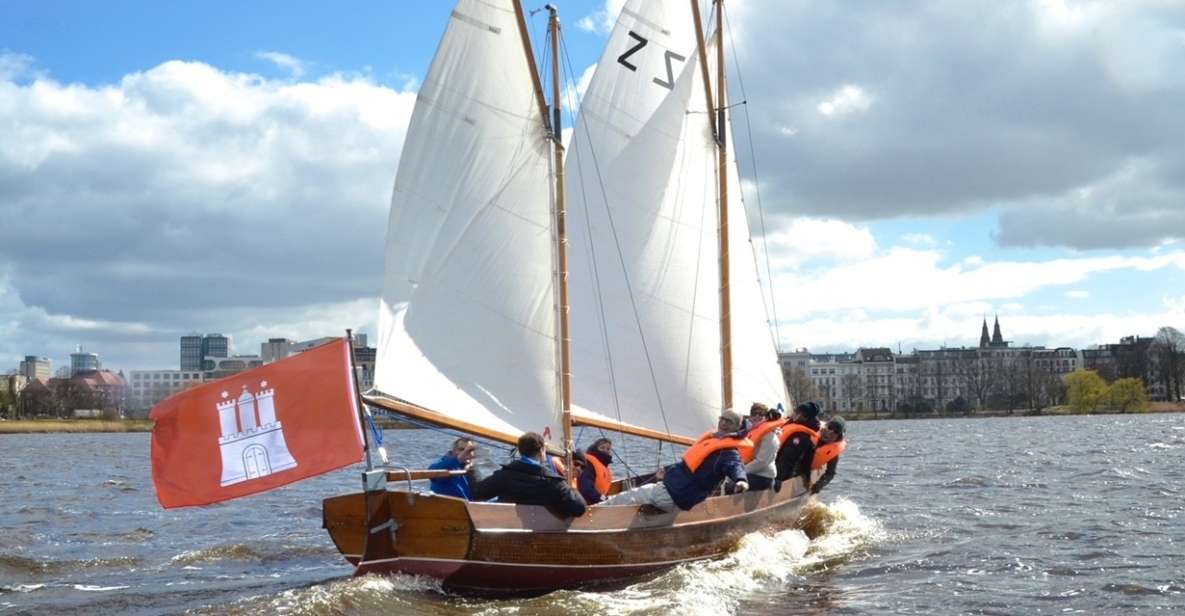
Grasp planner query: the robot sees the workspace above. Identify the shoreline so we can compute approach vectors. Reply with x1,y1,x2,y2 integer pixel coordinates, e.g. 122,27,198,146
2,404,1181,433
0,419,156,434
844,402,1185,421
0,417,419,434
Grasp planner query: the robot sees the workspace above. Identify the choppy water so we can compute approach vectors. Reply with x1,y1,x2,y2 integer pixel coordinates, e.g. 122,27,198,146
2,414,1183,615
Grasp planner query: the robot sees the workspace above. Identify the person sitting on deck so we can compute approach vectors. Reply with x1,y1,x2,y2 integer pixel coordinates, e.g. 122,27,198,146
471,432,587,517
810,417,847,495
773,402,823,492
741,404,785,491
597,410,751,512
428,438,478,499
577,437,614,505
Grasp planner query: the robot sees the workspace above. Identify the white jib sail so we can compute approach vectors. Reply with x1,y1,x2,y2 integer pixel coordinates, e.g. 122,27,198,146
376,0,562,443
566,0,786,440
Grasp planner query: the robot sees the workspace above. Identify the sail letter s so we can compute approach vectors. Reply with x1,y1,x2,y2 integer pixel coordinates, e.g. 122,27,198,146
653,50,686,91
617,31,647,71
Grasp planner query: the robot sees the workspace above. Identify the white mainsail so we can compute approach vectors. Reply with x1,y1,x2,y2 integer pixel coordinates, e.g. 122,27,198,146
375,0,562,442
566,0,786,439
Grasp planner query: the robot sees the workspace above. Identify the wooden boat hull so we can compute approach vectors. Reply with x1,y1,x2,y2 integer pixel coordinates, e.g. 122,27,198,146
323,478,811,593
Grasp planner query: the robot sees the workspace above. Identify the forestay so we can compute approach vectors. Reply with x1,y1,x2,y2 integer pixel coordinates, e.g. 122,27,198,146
566,0,786,440
375,0,561,443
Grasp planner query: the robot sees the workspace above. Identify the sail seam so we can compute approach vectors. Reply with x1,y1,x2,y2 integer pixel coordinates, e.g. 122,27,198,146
450,10,502,35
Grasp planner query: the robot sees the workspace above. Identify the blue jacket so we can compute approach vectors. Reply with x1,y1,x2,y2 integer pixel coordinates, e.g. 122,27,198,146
428,453,471,500
662,444,747,511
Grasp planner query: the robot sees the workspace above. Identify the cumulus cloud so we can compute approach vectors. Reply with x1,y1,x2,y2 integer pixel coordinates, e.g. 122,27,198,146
255,51,306,78
773,248,1185,321
726,0,1185,249
576,0,626,35
0,56,415,369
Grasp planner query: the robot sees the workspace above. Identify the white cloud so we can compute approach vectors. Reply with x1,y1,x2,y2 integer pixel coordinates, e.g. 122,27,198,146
816,85,873,117
771,247,1185,320
255,51,306,78
0,52,37,81
576,0,626,35
762,218,877,270
1066,289,1089,299
0,58,418,370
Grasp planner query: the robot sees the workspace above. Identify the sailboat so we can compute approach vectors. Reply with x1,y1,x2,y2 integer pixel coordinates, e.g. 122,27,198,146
322,0,808,592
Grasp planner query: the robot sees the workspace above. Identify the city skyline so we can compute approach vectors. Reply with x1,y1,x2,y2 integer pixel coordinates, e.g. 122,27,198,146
2,1,1183,372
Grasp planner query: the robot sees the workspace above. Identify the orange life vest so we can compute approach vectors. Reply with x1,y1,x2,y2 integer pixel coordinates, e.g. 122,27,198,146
778,423,820,447
740,419,786,463
811,440,846,470
585,454,613,496
682,431,754,472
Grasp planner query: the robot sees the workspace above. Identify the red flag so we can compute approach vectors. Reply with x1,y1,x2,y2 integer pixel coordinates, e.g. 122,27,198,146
150,338,364,508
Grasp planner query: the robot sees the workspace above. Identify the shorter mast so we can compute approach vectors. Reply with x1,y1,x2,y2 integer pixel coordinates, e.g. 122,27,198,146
714,0,734,412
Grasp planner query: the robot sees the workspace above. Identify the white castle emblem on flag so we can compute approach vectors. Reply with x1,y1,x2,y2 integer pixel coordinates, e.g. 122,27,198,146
217,380,298,487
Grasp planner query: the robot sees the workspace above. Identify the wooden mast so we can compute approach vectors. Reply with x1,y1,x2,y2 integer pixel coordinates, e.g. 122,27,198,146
514,1,573,463
711,1,733,412
545,4,575,472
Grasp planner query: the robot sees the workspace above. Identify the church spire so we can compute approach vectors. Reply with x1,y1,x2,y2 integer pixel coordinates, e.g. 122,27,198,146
980,318,990,348
992,315,1004,346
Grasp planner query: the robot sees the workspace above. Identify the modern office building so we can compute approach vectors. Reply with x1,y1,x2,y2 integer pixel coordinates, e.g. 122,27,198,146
19,356,52,381
70,346,100,375
202,334,230,360
129,370,205,414
181,333,231,371
180,334,204,371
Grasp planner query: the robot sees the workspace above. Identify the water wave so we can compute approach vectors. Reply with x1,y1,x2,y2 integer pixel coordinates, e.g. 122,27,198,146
170,542,329,566
0,553,138,576
202,574,443,615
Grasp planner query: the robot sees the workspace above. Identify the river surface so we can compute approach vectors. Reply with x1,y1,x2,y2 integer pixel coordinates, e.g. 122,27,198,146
1,413,1183,615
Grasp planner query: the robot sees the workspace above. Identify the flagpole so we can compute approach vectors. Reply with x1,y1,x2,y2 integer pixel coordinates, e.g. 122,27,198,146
346,329,374,472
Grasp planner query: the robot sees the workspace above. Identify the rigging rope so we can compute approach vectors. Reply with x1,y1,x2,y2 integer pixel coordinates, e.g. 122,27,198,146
559,36,676,447
722,3,784,354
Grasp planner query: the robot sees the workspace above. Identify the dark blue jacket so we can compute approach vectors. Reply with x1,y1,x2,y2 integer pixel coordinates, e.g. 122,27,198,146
471,458,587,517
428,453,471,500
662,444,747,511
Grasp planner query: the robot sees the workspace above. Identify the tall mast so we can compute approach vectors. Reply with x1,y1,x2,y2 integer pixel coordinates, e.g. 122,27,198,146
513,2,571,459
546,5,575,468
714,0,734,412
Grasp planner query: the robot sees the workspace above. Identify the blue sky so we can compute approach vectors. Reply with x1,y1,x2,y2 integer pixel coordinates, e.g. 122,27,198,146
2,0,1183,372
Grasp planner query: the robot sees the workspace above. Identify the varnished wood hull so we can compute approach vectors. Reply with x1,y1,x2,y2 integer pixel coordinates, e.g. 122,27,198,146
322,479,811,593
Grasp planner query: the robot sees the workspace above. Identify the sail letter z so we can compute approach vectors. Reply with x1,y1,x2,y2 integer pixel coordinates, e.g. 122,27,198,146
150,338,364,508
618,31,647,71
653,49,686,90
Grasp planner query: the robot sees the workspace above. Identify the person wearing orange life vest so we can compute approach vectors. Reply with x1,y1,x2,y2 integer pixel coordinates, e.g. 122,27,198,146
597,410,751,512
774,401,822,491
741,404,785,491
578,438,614,505
810,417,846,494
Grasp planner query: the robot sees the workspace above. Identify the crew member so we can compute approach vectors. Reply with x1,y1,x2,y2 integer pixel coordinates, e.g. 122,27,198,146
428,437,477,500
579,437,614,505
598,410,751,512
472,432,587,517
741,404,784,491
774,402,822,491
810,417,846,494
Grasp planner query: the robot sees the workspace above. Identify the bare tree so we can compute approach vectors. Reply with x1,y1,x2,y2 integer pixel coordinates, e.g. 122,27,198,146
954,350,996,412
1154,327,1185,401
840,372,861,414
783,367,818,407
